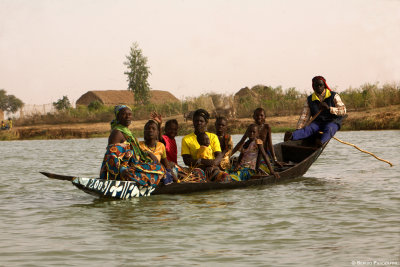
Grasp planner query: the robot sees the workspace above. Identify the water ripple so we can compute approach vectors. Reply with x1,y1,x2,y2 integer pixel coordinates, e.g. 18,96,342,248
0,131,399,266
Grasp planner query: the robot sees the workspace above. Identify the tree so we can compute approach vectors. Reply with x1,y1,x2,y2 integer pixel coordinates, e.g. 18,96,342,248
53,96,71,111
0,89,24,113
88,100,103,111
124,42,151,105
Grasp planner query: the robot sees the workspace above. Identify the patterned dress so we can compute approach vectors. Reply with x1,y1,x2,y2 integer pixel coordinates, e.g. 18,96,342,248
139,141,177,185
100,141,165,187
228,139,270,181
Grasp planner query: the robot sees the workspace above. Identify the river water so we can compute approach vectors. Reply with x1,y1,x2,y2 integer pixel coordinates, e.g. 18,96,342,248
0,131,399,266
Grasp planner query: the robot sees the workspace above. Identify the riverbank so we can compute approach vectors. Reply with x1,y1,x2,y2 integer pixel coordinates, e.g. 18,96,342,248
1,105,399,141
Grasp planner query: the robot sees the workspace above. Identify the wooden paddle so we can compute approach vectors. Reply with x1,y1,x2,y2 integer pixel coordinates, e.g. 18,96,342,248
305,110,322,127
331,136,393,167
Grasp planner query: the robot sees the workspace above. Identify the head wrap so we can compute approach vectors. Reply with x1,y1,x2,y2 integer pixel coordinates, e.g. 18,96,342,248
193,109,210,122
109,105,151,163
312,76,331,91
110,105,132,129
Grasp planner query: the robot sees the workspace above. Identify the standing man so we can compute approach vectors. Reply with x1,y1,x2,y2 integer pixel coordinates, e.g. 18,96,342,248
285,76,346,146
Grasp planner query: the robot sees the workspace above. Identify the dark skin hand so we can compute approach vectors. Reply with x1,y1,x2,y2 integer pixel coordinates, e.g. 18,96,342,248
182,115,223,168
319,102,330,110
259,123,283,167
255,143,280,179
150,111,162,141
205,166,219,181
231,126,251,160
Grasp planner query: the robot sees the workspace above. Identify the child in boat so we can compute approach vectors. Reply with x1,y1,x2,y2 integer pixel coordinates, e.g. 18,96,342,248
231,107,282,167
214,116,233,170
196,132,227,181
230,124,279,181
150,112,179,164
160,119,179,165
139,120,178,185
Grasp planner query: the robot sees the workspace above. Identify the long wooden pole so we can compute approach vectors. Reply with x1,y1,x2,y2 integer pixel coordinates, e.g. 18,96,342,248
301,104,392,167
305,110,322,127
332,136,393,167
308,108,393,167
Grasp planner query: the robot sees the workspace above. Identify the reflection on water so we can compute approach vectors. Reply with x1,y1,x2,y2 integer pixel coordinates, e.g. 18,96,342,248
0,131,399,266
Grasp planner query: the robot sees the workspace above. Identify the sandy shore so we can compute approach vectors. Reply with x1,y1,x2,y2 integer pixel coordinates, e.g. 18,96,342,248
2,105,399,140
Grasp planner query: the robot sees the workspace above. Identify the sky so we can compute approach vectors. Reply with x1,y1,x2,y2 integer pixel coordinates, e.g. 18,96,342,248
1,0,399,105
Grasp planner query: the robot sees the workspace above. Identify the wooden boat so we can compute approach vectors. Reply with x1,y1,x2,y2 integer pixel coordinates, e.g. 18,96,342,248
40,139,327,199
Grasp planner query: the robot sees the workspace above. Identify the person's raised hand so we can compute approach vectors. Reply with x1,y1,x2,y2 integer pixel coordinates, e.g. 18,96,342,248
150,111,162,125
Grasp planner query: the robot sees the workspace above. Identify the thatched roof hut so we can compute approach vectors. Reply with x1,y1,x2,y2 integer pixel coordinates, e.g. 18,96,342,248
76,90,179,106
234,87,259,99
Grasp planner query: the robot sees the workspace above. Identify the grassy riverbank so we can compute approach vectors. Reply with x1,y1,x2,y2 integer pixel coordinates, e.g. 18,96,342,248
1,105,399,141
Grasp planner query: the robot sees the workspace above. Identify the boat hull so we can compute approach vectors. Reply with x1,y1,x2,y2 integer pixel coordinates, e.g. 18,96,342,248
41,140,326,199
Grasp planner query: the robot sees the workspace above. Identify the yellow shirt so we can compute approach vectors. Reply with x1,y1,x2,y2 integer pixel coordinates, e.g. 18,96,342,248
181,132,221,160
139,141,167,162
197,145,214,160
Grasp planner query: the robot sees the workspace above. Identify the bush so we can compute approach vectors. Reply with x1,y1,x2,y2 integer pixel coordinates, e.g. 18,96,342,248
53,96,71,111
88,100,104,111
13,81,400,127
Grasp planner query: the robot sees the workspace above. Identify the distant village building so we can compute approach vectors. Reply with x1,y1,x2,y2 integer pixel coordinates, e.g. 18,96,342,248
76,90,179,106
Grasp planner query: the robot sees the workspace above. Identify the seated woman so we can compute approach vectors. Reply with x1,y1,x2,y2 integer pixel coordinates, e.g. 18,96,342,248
99,105,165,188
230,124,279,181
139,120,178,185
181,109,231,182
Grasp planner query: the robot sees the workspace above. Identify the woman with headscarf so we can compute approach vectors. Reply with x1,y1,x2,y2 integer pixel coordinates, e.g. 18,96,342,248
99,105,165,187
181,109,232,182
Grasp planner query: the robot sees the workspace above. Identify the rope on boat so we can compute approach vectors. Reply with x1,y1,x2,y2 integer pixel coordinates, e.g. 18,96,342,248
332,136,393,167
